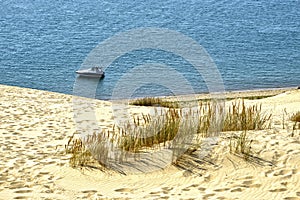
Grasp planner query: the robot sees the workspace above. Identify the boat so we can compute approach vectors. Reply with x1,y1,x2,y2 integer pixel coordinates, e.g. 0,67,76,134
75,67,105,78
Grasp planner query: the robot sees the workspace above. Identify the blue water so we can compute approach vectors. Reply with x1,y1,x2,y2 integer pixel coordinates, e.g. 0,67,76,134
1,0,299,100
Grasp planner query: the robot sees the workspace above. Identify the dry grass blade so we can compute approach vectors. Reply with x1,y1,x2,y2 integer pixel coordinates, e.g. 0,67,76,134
119,108,181,152
65,132,93,168
230,130,253,161
222,100,271,131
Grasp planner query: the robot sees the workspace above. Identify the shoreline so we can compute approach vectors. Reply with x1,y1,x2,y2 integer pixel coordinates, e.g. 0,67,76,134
1,84,297,102
164,87,297,102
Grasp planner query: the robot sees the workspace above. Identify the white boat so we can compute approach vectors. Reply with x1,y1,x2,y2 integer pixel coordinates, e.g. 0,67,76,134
76,67,105,78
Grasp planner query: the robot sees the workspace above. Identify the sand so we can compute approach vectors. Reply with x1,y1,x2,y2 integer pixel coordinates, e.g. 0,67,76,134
0,84,299,200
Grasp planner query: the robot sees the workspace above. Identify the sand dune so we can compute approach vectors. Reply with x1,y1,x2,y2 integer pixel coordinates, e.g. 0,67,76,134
0,84,299,199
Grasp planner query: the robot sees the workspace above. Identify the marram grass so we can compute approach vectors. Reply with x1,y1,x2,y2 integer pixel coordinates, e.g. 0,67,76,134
222,100,272,131
119,108,181,152
65,99,272,169
230,130,253,161
65,132,93,168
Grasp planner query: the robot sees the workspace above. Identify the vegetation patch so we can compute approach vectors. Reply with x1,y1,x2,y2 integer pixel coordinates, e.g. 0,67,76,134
230,131,253,161
119,108,182,152
65,132,93,168
222,100,271,131
65,99,272,170
130,97,179,108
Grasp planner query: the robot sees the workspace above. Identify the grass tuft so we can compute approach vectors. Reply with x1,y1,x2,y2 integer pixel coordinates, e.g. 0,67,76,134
291,111,300,131
119,108,181,152
65,132,93,168
230,130,253,161
291,111,300,122
222,100,271,131
130,97,179,108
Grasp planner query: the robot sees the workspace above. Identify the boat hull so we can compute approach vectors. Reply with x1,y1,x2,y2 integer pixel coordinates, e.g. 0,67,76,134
75,66,105,78
76,72,105,78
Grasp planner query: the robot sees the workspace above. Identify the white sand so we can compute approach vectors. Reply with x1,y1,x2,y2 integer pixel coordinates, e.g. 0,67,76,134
0,84,299,199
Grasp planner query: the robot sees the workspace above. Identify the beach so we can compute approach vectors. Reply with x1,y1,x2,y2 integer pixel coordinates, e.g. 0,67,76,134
0,84,299,199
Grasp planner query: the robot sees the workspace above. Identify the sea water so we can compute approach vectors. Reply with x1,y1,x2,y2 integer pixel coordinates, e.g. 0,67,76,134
1,0,299,99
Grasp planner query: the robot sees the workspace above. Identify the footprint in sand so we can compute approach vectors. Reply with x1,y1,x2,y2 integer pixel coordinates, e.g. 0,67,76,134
230,187,243,192
81,190,98,194
149,191,160,195
242,180,262,188
283,197,300,200
273,169,291,176
269,188,287,192
198,187,206,191
13,196,30,199
214,188,230,192
14,189,33,194
265,169,274,177
234,175,262,189
158,196,169,199
216,197,227,200
80,189,98,198
161,187,173,194
203,193,215,199
114,188,133,193
181,187,190,192
292,168,300,175
242,180,253,185
8,181,25,190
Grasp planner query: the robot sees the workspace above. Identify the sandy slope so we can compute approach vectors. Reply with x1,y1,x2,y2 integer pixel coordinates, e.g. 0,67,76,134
0,84,299,200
